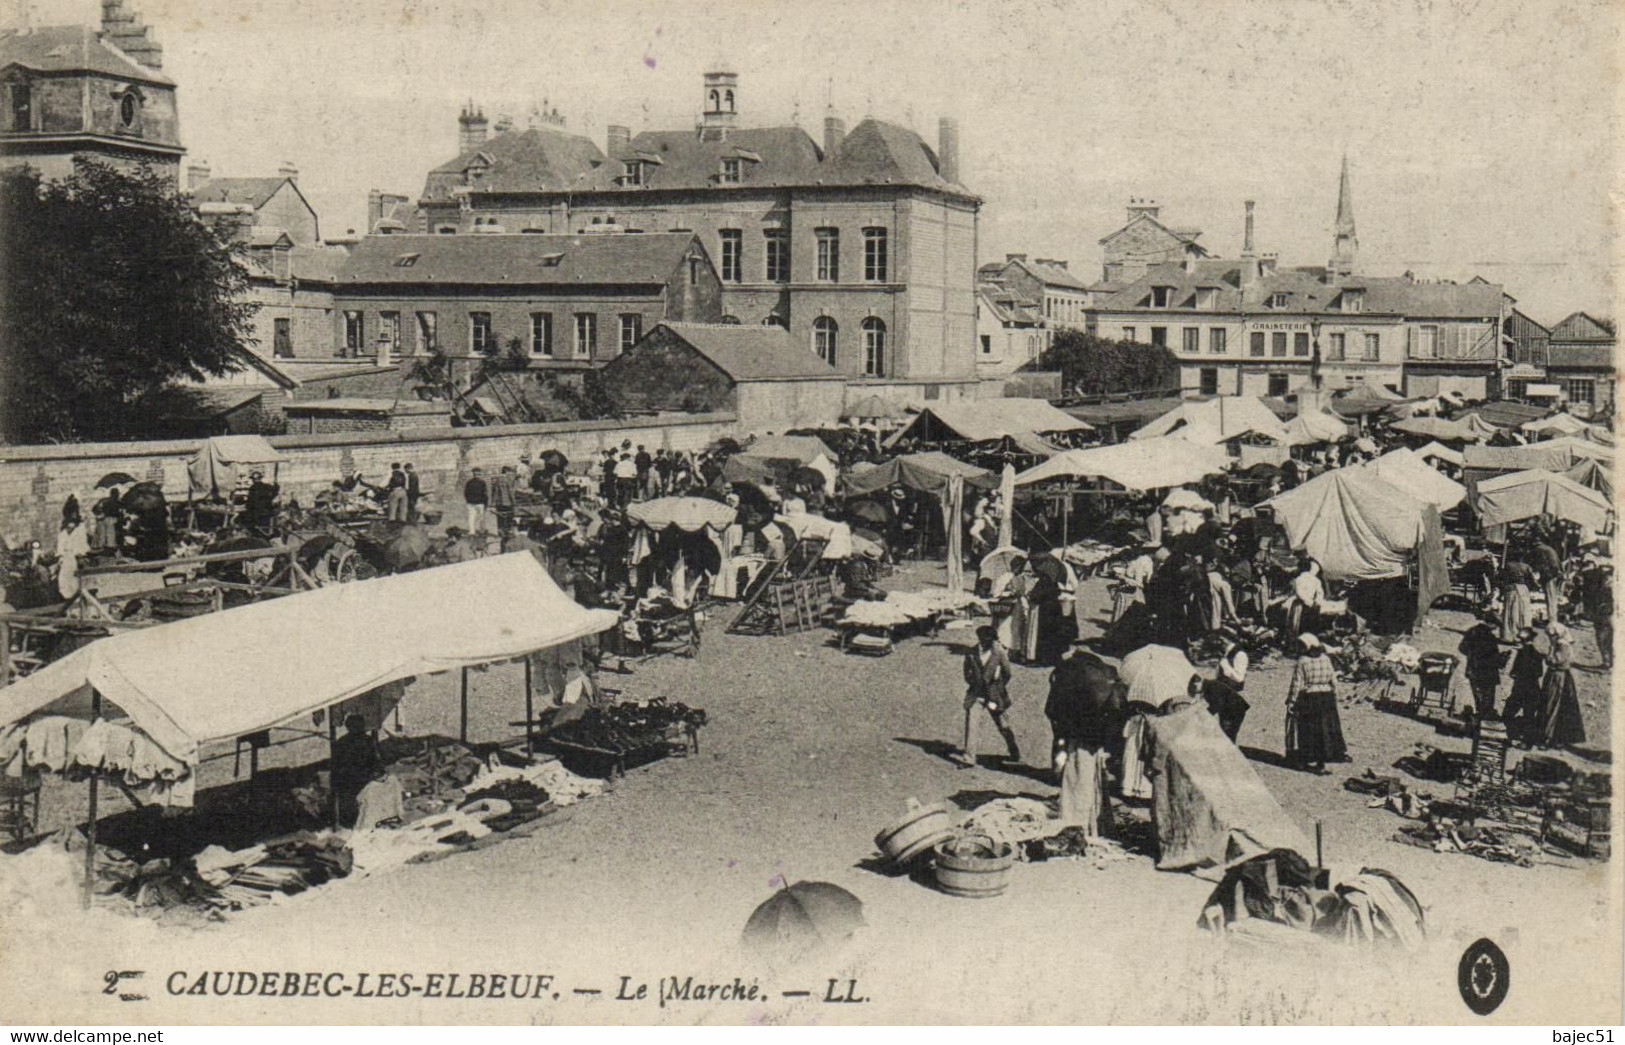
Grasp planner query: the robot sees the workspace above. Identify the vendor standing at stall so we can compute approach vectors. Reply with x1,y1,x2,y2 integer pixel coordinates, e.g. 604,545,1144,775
331,713,383,828
244,470,280,533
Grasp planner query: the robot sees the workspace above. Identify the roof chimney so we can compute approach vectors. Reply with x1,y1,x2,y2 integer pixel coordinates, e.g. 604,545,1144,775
277,162,298,184
1240,199,1259,286
186,160,210,193
367,189,383,231
606,124,632,153
458,102,488,154
1243,199,1256,255
101,0,163,70
937,117,960,184
1006,253,1027,263
823,110,846,161
1126,196,1161,222
493,112,514,134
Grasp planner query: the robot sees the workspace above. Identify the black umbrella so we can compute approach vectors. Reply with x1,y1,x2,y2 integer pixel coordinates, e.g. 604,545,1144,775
742,880,865,958
120,481,167,515
539,449,568,471
96,472,139,489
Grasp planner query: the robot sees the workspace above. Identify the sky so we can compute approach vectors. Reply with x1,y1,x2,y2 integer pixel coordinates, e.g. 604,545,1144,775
10,0,1620,325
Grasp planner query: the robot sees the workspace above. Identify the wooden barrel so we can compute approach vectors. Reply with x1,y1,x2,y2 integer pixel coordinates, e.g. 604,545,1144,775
932,835,1014,898
874,799,954,867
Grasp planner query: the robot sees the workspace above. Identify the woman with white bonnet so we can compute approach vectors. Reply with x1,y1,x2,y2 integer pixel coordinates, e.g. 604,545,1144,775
1538,622,1586,748
1200,646,1251,743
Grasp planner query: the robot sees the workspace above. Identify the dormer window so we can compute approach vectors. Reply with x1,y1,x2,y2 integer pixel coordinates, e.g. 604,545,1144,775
1342,289,1364,313
1269,292,1290,309
393,253,420,268
719,158,742,185
621,160,642,186
1194,287,1219,311
1150,286,1174,308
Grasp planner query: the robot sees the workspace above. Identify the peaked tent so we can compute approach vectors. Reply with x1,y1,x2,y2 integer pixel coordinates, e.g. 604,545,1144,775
1260,467,1437,581
1331,386,1410,419
1522,413,1592,436
883,398,1092,449
1415,441,1464,467
1530,436,1615,464
1282,409,1353,446
187,434,287,499
841,451,996,500
1015,437,1230,491
1390,415,1485,443
840,394,909,421
744,434,837,464
1363,449,1466,511
1474,469,1613,535
1130,396,1289,445
0,554,618,767
1563,457,1614,501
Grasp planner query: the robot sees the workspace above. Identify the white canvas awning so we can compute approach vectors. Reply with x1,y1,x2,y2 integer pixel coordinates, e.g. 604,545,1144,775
0,554,618,766
1015,437,1230,490
1363,449,1467,511
1474,469,1613,534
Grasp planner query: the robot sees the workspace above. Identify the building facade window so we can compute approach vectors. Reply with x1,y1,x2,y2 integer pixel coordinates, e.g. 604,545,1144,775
574,313,596,358
379,311,400,353
816,228,839,281
1364,333,1380,360
765,231,789,282
719,229,742,282
1182,327,1200,354
719,157,741,184
1151,286,1173,308
862,317,886,376
272,318,292,359
1028,333,1040,359
344,311,364,356
1269,293,1289,308
1271,332,1288,357
1250,331,1266,357
1123,326,1137,343
1343,291,1363,312
9,82,31,131
1199,368,1219,395
1210,328,1227,354
1150,327,1168,348
1414,325,1439,358
980,334,992,355
530,313,552,356
1327,332,1346,360
863,228,888,282
619,313,642,353
1293,332,1309,357
1268,373,1290,397
1567,378,1596,406
415,311,437,354
813,317,837,365
470,312,493,354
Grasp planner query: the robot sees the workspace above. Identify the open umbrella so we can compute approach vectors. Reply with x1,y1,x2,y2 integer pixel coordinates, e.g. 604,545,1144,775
1119,644,1198,708
743,880,865,957
626,496,736,532
978,546,1025,590
120,481,167,515
96,472,140,489
538,449,568,470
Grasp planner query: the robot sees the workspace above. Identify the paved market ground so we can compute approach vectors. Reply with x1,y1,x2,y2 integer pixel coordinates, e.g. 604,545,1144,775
4,564,1620,1025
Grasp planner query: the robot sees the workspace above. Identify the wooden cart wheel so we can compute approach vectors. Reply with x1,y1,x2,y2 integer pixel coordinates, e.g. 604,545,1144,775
332,549,360,584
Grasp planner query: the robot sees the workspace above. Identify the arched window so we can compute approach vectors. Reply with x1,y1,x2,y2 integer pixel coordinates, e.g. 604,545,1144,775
725,89,735,112
862,318,886,376
720,315,741,325
709,89,720,112
813,317,838,365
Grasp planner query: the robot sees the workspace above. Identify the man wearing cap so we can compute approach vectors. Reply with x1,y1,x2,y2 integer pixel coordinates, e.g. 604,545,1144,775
243,469,279,533
955,626,1019,769
1458,610,1506,720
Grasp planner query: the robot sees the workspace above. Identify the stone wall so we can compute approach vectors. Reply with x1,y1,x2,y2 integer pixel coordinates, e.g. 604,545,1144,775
0,413,737,545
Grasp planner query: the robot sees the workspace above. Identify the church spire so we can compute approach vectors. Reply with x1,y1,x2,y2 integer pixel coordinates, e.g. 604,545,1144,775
1331,153,1357,277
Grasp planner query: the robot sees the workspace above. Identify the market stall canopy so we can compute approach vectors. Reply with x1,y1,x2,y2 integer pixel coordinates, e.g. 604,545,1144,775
187,435,286,499
1563,458,1613,502
1530,436,1615,464
1015,437,1230,491
1414,441,1464,467
1061,396,1185,428
626,496,737,532
743,434,837,465
1473,469,1613,535
1260,467,1434,581
1282,410,1353,446
1458,401,1551,430
1389,415,1486,443
1130,396,1289,445
775,506,854,559
1330,386,1409,418
883,398,1091,449
1463,442,1610,477
1521,413,1592,436
840,395,909,421
1363,449,1466,511
841,452,996,500
0,554,618,767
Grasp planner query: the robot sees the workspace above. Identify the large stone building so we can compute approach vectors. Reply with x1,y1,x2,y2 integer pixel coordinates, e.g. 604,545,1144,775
402,68,981,404
1087,162,1507,400
1095,197,1210,290
0,0,181,183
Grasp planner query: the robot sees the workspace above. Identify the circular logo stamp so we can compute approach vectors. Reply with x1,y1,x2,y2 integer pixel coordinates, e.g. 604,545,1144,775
1458,938,1510,1016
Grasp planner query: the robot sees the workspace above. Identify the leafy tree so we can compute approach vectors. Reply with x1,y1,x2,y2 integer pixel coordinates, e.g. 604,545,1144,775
0,160,259,442
1025,328,1181,398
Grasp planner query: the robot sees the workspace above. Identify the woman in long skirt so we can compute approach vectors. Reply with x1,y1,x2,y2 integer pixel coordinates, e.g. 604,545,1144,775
1284,634,1347,773
1538,623,1587,748
1499,557,1537,643
1501,627,1546,745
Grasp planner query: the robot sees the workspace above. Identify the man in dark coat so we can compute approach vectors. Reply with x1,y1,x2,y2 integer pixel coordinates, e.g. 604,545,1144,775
1577,554,1614,669
1045,643,1126,834
955,625,1019,768
1458,611,1506,719
404,463,422,522
243,470,279,533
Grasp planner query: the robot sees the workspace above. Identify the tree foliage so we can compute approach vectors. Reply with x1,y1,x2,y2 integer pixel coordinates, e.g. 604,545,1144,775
0,160,259,443
1026,328,1181,398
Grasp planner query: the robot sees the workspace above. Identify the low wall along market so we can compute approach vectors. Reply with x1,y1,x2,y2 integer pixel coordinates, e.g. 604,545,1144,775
0,412,739,544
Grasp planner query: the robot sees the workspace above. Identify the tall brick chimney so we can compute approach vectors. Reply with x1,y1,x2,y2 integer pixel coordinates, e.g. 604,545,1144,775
606,125,631,153
823,109,845,162
1241,199,1259,286
937,117,960,184
101,0,163,70
458,102,488,154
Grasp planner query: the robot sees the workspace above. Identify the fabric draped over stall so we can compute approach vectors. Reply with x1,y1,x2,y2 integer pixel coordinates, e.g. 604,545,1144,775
186,435,286,499
1260,468,1438,582
0,554,619,768
1363,448,1467,510
1473,469,1613,535
1015,437,1231,491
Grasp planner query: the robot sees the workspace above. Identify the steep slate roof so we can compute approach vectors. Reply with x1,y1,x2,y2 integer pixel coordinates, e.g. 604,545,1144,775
334,233,699,286
289,244,349,282
0,24,173,86
194,177,291,209
1549,311,1615,341
423,127,607,200
656,322,842,381
985,256,1090,292
1095,260,1502,318
977,282,1043,325
587,126,823,191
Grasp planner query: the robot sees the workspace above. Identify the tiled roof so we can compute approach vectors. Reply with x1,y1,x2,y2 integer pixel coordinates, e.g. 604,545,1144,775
289,245,350,282
585,126,822,192
1549,311,1615,341
1094,260,1502,318
977,282,1042,325
657,322,842,381
0,24,173,86
423,127,607,200
1547,345,1613,370
334,233,700,287
193,177,289,209
1098,212,1205,249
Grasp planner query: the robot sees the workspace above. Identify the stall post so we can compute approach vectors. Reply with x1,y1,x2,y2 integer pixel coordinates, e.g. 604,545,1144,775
459,667,470,744
82,688,102,909
523,656,535,757
328,712,339,830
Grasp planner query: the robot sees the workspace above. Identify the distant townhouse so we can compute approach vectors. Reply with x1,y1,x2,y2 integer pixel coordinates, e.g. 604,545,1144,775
405,68,982,404
1545,311,1616,418
974,281,1047,378
1094,197,1210,290
978,255,1090,330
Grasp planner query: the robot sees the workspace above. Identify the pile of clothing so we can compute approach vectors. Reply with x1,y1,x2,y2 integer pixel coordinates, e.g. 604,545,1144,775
1393,819,1542,867
543,699,705,755
1198,848,1426,950
0,716,194,807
